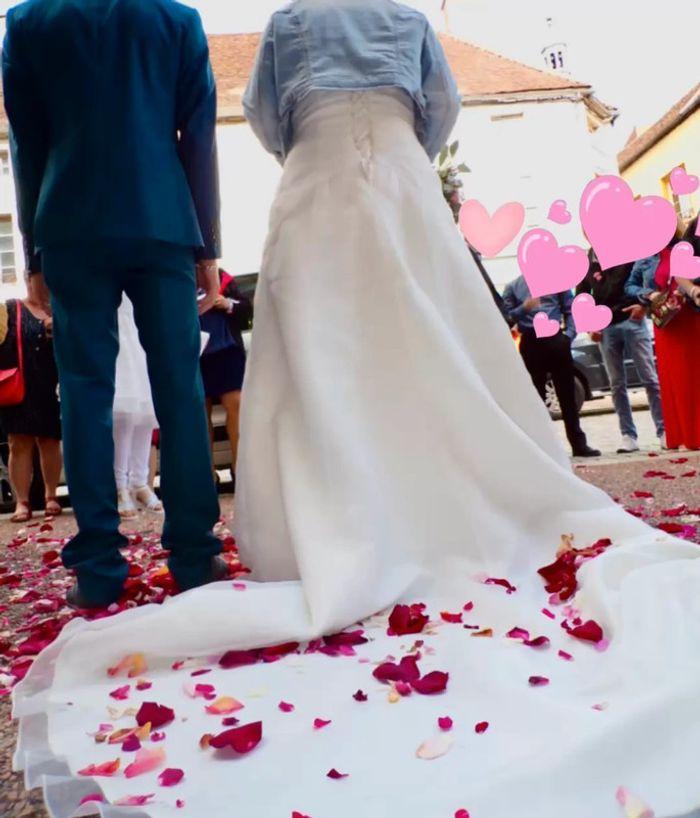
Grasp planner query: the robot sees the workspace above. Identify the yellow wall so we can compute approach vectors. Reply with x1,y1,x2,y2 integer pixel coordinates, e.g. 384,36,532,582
622,109,700,219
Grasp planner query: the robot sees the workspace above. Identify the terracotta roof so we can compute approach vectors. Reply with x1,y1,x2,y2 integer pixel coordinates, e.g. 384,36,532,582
618,83,700,172
0,32,600,135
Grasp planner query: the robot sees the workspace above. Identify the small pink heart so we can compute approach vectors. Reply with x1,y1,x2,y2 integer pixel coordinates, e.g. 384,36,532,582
547,199,572,225
459,200,525,257
670,166,699,196
572,293,612,333
517,228,588,297
533,312,560,338
670,241,700,279
580,175,677,270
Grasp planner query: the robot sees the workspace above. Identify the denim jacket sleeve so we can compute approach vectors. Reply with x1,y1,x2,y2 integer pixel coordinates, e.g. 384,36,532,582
625,255,660,304
420,23,461,161
2,9,48,273
243,20,284,164
502,284,523,325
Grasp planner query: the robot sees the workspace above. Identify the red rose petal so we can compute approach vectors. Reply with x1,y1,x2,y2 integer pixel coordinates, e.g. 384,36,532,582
475,721,489,734
438,716,453,731
455,811,471,818
219,649,261,669
136,702,175,730
279,701,295,713
327,768,348,780
209,721,263,754
158,768,185,787
411,671,449,695
558,650,574,661
484,577,517,594
388,604,429,636
529,676,550,687
353,690,368,702
122,734,141,753
79,794,105,806
109,685,130,701
566,619,604,644
440,611,463,624
314,718,332,730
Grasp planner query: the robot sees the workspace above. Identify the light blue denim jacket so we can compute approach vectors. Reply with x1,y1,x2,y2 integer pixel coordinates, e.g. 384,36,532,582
624,255,661,303
243,0,461,163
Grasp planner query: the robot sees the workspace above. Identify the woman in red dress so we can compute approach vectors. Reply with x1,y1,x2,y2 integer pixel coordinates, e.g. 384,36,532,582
647,216,700,450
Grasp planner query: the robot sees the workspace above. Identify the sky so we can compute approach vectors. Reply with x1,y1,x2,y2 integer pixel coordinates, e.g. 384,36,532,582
182,0,699,151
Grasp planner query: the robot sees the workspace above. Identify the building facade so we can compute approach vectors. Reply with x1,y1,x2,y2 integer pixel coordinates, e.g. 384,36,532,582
0,31,617,296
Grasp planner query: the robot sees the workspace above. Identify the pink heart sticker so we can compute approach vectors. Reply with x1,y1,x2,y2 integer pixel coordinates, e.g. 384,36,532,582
459,200,525,257
580,175,677,270
572,293,612,333
670,241,700,279
533,312,560,338
517,228,588,297
669,166,699,196
547,199,572,225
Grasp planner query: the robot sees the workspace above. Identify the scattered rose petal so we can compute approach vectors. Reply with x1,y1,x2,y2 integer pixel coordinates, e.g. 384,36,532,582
79,794,105,806
542,608,556,619
592,702,609,711
529,676,550,687
387,604,429,636
438,716,453,731
440,611,463,624
471,629,493,638
109,684,131,701
108,653,148,679
151,731,166,742
416,733,454,760
136,702,175,730
314,718,332,730
78,758,121,777
353,690,368,702
158,768,185,787
411,671,449,695
114,795,155,807
219,649,261,669
176,800,186,809
558,650,574,661
616,786,655,818
279,701,295,713
122,734,142,752
208,721,263,754
222,717,240,727
455,811,470,818
205,696,244,715
463,602,474,612
124,747,166,779
136,679,152,691
475,721,489,734
327,768,348,779
373,654,421,685
484,577,517,594
565,619,604,644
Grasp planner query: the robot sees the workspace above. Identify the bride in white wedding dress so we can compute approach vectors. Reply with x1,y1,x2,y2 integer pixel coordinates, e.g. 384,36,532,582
13,3,700,818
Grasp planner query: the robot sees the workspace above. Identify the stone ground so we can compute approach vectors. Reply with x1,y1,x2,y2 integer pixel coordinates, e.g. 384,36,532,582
1,423,699,817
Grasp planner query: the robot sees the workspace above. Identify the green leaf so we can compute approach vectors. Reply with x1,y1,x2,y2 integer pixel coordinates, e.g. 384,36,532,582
449,141,459,156
457,163,470,173
438,146,448,165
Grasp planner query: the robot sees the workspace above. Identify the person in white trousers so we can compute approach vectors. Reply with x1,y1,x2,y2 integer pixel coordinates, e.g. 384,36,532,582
113,296,162,518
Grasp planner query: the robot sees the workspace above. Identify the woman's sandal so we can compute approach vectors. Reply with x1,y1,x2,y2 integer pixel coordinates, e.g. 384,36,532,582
45,497,63,517
11,501,32,524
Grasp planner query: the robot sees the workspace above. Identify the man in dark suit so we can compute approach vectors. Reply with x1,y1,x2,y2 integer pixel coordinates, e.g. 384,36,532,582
2,0,227,607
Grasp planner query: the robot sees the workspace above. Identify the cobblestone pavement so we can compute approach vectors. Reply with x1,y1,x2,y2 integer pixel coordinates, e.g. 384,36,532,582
2,443,699,818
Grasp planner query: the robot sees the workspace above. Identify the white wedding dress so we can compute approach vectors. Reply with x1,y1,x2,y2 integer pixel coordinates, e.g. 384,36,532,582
14,90,700,818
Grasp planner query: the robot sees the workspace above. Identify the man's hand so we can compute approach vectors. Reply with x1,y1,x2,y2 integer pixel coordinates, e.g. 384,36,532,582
26,272,52,315
523,296,541,312
213,294,231,311
589,331,603,343
622,304,647,322
196,259,219,315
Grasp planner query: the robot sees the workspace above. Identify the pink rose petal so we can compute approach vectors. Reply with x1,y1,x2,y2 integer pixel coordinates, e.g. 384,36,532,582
314,718,332,730
79,794,105,805
78,759,121,777
279,701,295,713
438,716,453,731
109,685,130,701
124,747,166,779
158,768,185,787
327,768,348,779
558,650,574,661
529,676,550,687
114,795,155,807
122,734,141,753
475,721,489,734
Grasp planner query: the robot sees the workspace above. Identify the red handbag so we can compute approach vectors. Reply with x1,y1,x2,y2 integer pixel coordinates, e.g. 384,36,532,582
0,300,26,406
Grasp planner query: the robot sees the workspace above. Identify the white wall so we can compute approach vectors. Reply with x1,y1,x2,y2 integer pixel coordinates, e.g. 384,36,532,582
451,98,599,289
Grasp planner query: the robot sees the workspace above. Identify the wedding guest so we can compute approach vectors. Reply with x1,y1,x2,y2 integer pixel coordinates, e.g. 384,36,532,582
577,250,665,452
503,275,600,457
0,294,62,522
625,215,700,450
113,296,162,519
200,270,253,489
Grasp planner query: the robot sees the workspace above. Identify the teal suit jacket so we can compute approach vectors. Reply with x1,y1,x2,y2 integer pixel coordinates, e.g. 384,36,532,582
2,0,221,272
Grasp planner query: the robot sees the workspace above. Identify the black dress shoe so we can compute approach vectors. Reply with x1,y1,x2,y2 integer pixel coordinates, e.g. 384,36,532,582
66,584,118,611
572,446,601,458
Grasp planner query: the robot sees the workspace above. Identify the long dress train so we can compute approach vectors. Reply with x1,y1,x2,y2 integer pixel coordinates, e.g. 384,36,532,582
13,90,700,818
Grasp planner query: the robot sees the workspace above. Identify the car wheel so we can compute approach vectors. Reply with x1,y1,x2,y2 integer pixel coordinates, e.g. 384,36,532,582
545,376,587,419
545,379,561,419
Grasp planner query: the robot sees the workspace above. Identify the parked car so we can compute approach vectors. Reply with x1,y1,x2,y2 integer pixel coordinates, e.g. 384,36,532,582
544,330,657,419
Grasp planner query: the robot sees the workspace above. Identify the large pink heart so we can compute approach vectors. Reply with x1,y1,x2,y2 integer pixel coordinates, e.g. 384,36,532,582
670,166,699,196
459,200,525,257
670,241,700,279
580,175,677,270
517,228,588,297
572,294,612,333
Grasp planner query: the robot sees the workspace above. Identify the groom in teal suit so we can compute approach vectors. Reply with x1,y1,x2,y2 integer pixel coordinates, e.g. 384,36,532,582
2,0,227,607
